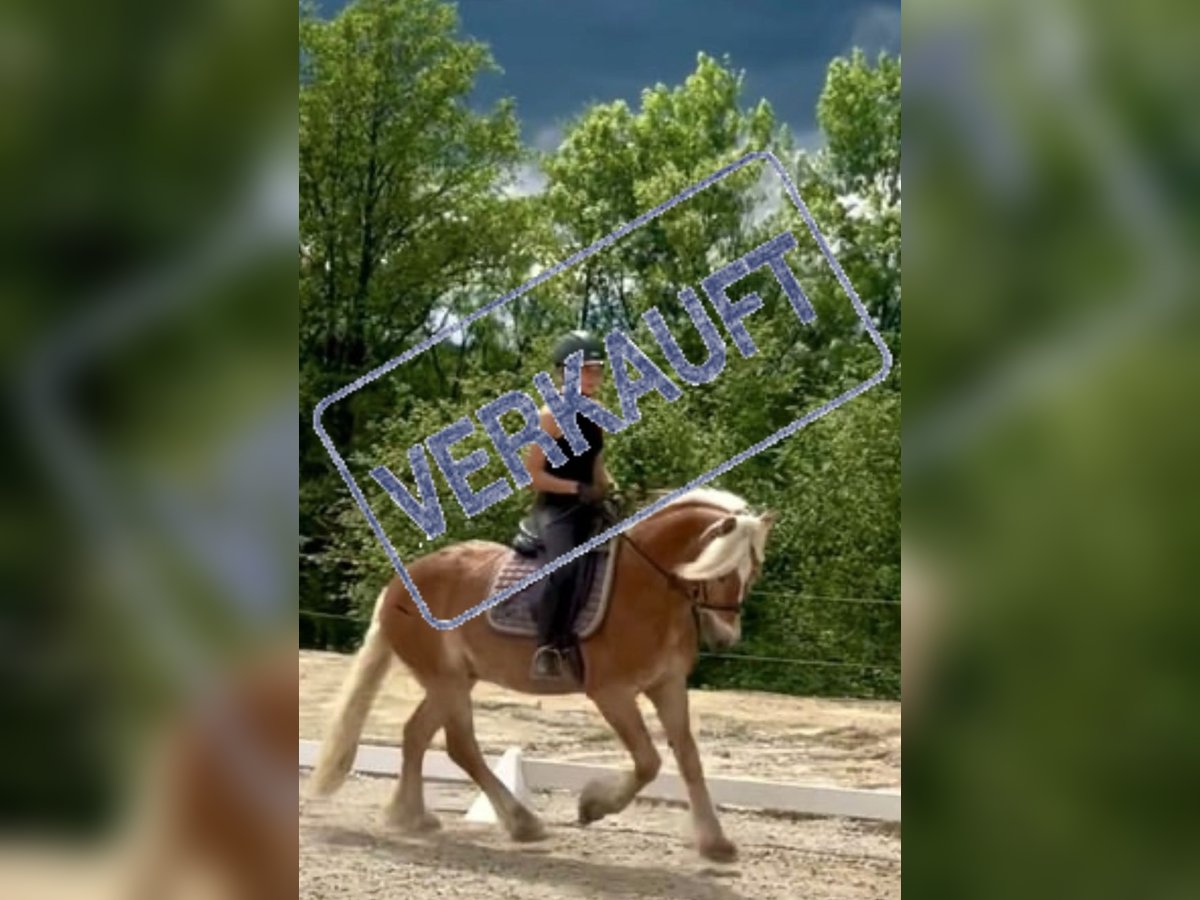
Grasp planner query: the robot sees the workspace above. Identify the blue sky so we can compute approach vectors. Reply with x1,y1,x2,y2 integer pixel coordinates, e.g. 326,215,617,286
315,0,901,151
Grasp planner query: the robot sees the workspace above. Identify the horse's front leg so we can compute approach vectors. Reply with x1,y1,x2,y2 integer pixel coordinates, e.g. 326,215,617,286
579,686,661,824
647,677,737,862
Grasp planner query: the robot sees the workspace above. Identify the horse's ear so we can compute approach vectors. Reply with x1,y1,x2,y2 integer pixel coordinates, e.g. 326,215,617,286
700,515,738,545
760,510,778,531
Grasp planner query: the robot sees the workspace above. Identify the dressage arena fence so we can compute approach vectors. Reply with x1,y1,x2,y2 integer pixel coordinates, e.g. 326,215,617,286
298,739,901,823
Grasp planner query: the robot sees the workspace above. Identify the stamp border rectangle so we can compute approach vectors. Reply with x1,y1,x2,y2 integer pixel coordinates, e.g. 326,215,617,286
312,150,893,630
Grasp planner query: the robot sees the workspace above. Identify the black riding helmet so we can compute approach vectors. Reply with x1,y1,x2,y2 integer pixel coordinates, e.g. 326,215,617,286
551,329,605,367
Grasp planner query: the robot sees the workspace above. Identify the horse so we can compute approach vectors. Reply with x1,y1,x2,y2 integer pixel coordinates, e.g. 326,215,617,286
308,486,778,863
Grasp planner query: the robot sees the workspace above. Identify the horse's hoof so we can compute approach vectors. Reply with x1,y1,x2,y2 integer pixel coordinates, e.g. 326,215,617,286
698,835,738,863
388,808,442,833
577,783,608,825
509,809,547,843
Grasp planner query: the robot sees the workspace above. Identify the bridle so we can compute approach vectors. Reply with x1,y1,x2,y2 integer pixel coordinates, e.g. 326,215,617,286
614,511,756,617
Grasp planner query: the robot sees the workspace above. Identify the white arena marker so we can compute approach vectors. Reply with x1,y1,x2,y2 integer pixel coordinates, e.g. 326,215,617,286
464,746,529,824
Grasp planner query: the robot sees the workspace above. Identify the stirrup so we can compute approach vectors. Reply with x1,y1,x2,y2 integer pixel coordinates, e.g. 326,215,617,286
531,645,564,680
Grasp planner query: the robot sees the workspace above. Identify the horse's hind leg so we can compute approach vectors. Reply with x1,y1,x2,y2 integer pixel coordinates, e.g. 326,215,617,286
440,683,547,843
578,687,662,825
385,695,445,832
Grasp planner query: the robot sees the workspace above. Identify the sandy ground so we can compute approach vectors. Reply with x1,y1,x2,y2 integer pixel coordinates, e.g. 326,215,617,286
299,650,901,789
300,650,900,899
300,773,900,900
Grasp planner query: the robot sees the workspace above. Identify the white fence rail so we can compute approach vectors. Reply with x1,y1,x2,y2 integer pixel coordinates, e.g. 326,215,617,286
298,739,900,823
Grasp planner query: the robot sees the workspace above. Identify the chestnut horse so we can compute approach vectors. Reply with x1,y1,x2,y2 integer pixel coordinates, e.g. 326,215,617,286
308,487,777,862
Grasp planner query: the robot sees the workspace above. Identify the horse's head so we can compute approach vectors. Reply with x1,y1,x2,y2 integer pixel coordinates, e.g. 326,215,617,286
673,506,779,650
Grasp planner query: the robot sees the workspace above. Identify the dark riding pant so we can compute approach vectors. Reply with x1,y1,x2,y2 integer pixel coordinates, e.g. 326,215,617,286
533,500,599,648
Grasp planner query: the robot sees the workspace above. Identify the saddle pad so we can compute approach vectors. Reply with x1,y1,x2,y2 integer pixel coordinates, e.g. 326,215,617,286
485,545,618,640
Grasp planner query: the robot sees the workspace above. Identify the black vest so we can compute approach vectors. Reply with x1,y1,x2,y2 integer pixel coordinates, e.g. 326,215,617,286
541,415,604,501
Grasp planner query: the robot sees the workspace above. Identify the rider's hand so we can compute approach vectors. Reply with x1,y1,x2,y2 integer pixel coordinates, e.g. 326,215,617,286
576,482,605,505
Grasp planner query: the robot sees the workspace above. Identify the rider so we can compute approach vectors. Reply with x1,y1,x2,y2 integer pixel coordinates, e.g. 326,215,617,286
523,330,613,680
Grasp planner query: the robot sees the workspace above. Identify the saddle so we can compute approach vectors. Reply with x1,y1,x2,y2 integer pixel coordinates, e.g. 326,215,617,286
486,506,619,642
510,496,621,556
511,513,544,557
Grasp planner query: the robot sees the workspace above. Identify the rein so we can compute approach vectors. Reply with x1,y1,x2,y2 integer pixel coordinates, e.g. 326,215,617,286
614,519,742,616
616,531,741,647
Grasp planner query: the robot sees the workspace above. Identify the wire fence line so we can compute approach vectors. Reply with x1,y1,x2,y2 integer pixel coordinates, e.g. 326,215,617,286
751,590,899,606
297,608,900,674
694,651,899,673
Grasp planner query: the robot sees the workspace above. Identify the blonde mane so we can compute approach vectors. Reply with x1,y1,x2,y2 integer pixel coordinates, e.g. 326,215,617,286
663,486,750,515
659,488,772,584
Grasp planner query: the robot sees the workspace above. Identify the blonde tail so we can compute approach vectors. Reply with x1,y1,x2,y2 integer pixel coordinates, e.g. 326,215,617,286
307,590,393,796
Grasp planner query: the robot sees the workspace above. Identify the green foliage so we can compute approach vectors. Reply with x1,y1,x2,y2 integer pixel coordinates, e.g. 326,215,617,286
299,0,531,615
299,2,901,700
818,49,901,197
802,48,902,341
541,52,777,333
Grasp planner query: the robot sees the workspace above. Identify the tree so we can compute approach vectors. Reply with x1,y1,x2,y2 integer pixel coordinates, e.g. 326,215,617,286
300,0,530,614
541,53,778,334
794,49,901,342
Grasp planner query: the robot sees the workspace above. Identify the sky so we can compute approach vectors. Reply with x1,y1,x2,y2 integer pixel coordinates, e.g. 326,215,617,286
315,0,901,152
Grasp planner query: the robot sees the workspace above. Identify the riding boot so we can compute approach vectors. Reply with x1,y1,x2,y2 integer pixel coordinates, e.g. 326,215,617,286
530,500,593,680
532,572,565,680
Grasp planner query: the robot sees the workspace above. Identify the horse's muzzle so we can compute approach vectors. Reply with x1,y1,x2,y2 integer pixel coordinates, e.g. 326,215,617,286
698,611,741,650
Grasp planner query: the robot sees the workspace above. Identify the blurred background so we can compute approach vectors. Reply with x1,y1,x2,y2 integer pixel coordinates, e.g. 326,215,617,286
3,0,904,895
6,0,1196,895
1,0,297,896
904,0,1200,896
